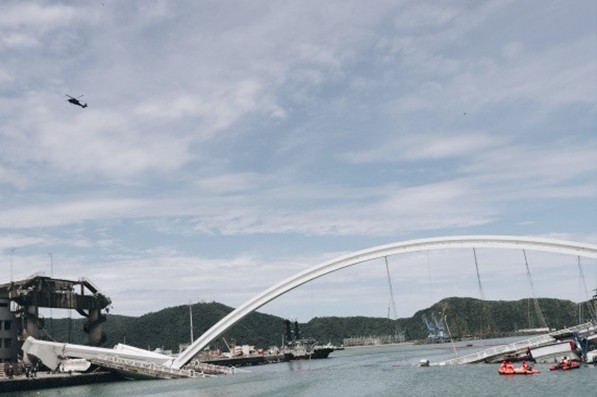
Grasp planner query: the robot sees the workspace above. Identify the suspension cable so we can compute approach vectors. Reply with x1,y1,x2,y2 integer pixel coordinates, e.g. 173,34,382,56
473,248,485,300
577,256,597,320
522,249,549,329
384,257,398,320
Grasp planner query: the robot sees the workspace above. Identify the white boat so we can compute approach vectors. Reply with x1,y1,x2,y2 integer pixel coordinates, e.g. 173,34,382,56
586,349,597,364
530,340,580,363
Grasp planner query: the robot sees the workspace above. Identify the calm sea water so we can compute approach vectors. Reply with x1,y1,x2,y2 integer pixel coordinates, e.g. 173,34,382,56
4,338,596,397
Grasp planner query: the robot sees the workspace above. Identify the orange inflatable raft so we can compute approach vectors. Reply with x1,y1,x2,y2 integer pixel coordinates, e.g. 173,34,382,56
498,367,540,375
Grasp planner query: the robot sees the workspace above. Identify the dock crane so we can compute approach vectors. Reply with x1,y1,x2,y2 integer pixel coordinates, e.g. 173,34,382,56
422,309,449,341
422,314,438,340
432,312,447,339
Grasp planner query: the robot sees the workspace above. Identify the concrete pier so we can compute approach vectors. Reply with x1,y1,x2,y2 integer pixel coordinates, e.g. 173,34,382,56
0,371,120,392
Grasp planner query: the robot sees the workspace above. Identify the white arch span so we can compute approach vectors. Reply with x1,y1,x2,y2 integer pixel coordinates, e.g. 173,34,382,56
171,235,597,368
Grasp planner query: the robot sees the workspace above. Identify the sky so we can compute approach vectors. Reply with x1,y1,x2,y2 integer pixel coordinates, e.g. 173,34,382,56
0,1,596,324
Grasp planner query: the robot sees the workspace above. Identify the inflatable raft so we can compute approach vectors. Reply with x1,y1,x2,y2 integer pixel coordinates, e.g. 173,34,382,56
549,361,580,371
498,368,540,375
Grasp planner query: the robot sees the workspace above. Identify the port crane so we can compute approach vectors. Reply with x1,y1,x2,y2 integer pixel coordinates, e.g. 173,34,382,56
423,311,448,340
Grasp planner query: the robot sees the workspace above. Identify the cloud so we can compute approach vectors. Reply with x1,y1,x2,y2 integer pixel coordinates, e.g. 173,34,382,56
1,94,193,184
392,3,461,31
0,3,75,31
193,172,267,195
0,234,47,251
461,143,597,200
1,33,39,49
134,80,285,132
378,4,593,118
181,178,496,237
344,131,505,163
0,197,149,229
0,2,75,51
0,1,594,321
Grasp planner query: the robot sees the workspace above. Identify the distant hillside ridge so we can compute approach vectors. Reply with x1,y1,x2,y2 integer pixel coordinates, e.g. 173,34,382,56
46,297,595,352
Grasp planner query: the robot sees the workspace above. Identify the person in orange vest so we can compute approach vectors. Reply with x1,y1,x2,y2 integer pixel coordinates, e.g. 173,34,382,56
506,360,514,372
499,360,508,373
560,356,569,369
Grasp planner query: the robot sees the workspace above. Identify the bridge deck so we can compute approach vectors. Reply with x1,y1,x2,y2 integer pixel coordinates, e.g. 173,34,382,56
435,322,597,365
89,356,233,379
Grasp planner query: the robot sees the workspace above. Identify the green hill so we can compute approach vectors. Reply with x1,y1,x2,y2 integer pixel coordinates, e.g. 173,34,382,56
46,297,595,352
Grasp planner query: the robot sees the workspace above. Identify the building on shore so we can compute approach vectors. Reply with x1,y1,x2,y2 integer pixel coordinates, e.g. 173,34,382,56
0,275,112,364
343,333,406,347
0,297,19,363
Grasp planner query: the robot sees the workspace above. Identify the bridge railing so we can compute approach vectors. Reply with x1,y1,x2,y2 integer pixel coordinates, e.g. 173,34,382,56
437,334,556,365
91,355,203,379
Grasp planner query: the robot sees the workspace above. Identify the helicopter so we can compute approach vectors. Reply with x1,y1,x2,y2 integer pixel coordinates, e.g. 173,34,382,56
65,94,88,108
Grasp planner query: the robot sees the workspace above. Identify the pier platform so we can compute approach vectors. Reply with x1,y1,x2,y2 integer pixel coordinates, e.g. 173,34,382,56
0,371,120,392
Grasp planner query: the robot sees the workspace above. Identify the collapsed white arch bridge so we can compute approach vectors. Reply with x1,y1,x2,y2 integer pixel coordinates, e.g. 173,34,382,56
22,235,597,375
171,235,597,369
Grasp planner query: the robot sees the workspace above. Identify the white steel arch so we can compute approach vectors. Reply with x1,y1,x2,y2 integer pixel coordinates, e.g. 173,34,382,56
171,235,597,368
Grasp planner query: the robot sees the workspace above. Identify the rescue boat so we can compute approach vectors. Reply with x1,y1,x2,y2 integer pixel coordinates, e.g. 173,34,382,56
498,368,540,375
549,361,580,371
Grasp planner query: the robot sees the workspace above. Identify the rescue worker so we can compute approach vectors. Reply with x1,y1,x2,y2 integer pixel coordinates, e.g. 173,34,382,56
521,360,533,372
499,360,508,373
506,360,514,373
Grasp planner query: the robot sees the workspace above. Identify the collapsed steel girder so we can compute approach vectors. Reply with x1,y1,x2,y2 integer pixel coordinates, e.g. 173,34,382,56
22,337,172,372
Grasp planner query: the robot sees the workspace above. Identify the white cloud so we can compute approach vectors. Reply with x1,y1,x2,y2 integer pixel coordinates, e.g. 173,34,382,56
193,172,267,195
0,3,75,31
392,3,460,31
462,144,597,199
344,131,505,163
0,3,76,52
0,198,149,229
0,234,47,250
1,33,39,49
501,41,524,59
0,1,595,321
132,82,286,146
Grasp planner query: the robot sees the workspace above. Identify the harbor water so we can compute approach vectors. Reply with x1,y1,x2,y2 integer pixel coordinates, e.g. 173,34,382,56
3,338,595,397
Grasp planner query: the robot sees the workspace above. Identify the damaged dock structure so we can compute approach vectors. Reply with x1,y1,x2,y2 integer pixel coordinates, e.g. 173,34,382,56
1,274,232,382
0,275,112,360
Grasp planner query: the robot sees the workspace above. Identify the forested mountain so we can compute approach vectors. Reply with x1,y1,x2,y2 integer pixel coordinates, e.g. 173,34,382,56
46,297,595,352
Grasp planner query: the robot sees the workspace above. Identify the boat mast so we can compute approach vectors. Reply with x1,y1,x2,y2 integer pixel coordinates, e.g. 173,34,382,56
189,303,194,344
